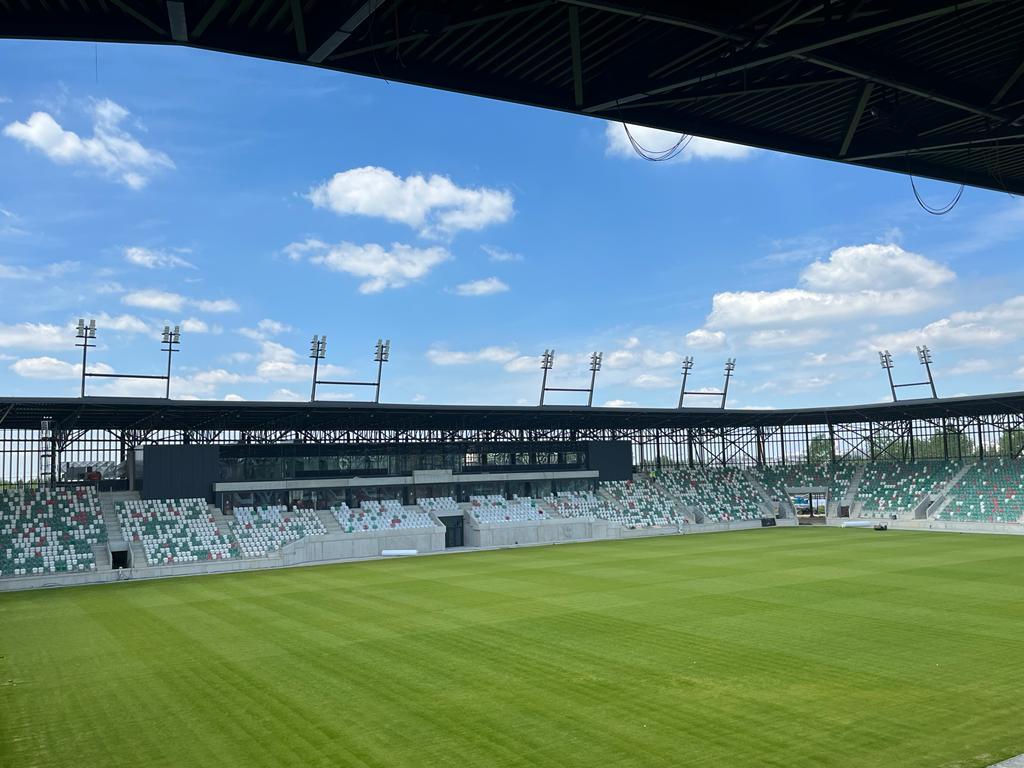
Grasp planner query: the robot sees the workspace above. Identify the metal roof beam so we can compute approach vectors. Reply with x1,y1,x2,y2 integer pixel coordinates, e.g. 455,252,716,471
581,0,1005,114
839,81,872,157
992,57,1024,106
568,5,583,107
309,0,387,64
844,128,1024,162
166,1,187,41
290,0,306,56
108,0,166,36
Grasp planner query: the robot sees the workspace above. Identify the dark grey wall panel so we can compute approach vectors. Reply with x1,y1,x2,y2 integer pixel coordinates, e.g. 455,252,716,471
586,441,633,481
143,445,219,502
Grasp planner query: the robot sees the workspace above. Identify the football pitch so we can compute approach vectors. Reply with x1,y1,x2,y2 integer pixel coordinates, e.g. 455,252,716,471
3,527,1024,768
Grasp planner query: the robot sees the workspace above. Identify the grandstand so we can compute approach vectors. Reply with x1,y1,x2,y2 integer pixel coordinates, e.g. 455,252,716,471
0,390,1023,588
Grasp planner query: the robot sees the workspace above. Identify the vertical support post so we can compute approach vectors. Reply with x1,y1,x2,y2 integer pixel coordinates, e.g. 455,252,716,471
75,318,96,398
587,351,602,407
721,358,735,409
918,345,938,398
678,356,692,408
309,335,325,402
539,349,554,406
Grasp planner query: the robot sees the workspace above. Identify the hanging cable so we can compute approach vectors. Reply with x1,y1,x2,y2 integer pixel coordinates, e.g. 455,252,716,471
621,122,692,161
910,174,964,215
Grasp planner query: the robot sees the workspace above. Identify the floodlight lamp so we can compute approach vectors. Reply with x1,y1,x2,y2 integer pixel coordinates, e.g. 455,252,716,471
917,345,932,365
172,326,181,344
590,351,603,372
681,356,694,373
724,358,736,373
541,349,554,370
879,350,893,369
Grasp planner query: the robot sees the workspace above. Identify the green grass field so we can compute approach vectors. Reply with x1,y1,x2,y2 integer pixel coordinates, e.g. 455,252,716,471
3,528,1024,768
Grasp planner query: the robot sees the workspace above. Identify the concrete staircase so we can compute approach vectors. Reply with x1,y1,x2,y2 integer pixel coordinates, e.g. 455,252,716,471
926,461,975,519
99,490,138,546
743,469,781,517
317,508,342,534
835,465,865,516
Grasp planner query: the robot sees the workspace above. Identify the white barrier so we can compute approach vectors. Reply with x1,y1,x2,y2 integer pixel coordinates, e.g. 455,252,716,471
841,520,875,528
382,549,417,557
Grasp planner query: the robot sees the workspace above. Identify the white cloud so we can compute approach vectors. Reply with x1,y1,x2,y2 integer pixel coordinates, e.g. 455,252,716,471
88,313,150,334
454,277,509,297
286,239,450,293
0,322,65,349
224,393,246,401
746,328,829,349
685,329,726,349
800,243,953,292
603,350,636,369
504,355,539,373
180,318,213,334
631,373,675,389
482,245,523,262
603,399,639,408
865,295,1024,355
605,122,754,162
949,358,994,375
121,290,238,313
194,298,239,313
10,356,114,380
253,340,347,382
308,166,514,239
426,346,519,366
642,350,679,367
0,260,78,280
239,318,292,340
704,244,952,330
123,246,194,270
122,289,185,312
3,99,174,189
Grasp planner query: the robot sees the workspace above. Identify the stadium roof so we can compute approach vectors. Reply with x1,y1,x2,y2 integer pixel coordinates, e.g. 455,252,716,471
3,391,1024,434
4,1,1024,194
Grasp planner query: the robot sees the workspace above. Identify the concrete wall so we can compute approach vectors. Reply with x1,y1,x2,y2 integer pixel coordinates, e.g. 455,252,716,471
0,516,792,593
464,517,610,548
840,518,1024,536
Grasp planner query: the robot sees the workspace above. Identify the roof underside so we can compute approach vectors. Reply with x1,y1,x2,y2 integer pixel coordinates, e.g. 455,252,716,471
2,392,1024,433
3,0,1024,193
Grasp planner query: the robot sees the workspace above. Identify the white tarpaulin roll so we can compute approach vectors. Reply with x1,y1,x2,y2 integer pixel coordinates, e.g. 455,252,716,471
382,549,417,557
841,520,875,528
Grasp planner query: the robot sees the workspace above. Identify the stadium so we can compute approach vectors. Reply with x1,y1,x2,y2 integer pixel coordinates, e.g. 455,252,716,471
5,2,1024,767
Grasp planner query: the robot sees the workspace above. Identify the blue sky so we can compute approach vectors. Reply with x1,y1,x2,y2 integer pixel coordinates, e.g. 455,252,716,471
1,39,1023,409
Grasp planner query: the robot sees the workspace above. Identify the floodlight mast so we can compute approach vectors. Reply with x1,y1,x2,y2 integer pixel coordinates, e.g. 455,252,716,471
878,347,939,401
373,338,390,404
76,319,176,398
677,356,693,409
677,357,736,408
161,325,181,399
538,350,602,406
309,335,327,401
75,318,97,398
879,349,897,401
587,352,603,407
721,358,736,410
310,335,390,403
918,344,938,398
538,349,554,406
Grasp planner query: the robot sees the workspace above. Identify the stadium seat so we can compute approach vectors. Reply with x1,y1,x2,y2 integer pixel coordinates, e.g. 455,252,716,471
332,499,438,533
854,460,959,517
0,485,105,577
654,467,762,523
937,459,1024,523
467,495,547,524
599,478,679,527
230,505,327,557
116,498,238,565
